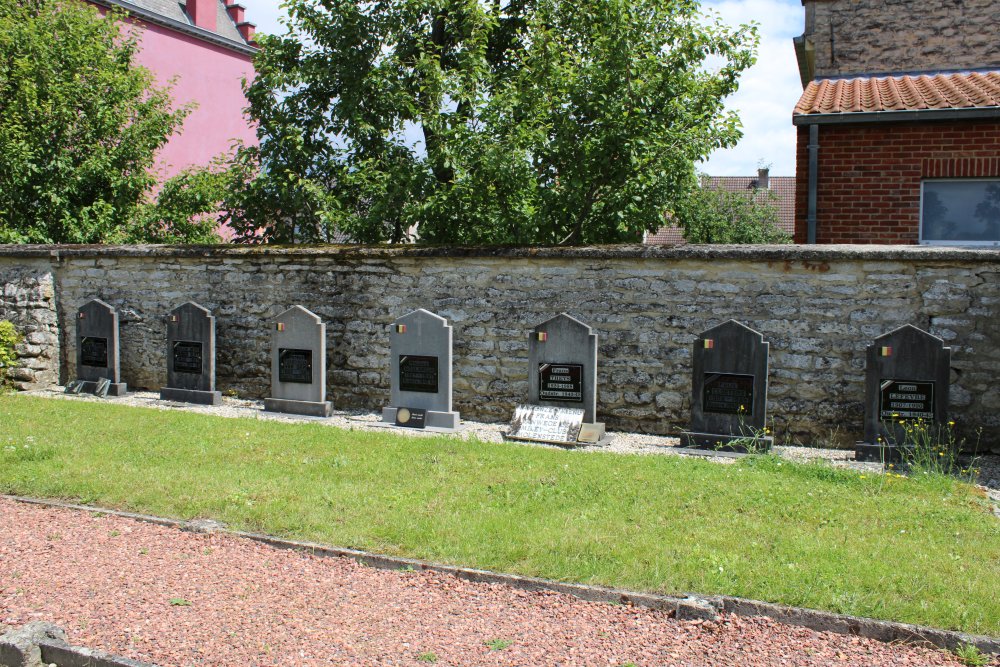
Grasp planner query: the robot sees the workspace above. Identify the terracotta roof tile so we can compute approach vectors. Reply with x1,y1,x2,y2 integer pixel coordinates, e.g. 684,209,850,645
645,176,795,245
794,71,1000,116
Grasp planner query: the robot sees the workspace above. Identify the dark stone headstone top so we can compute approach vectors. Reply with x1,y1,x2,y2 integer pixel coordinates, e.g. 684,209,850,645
863,324,951,446
528,313,599,424
689,319,770,440
76,299,120,384
270,305,327,404
165,301,216,392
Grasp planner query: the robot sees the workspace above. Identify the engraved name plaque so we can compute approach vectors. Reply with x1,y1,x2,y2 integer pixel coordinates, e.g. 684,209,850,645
879,380,935,420
172,341,203,375
538,363,583,402
80,337,109,368
703,373,755,416
278,348,313,384
399,355,439,393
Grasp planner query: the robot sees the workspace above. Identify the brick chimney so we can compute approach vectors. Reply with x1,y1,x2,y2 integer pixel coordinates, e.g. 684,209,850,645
237,21,255,43
756,167,770,190
225,3,245,24
187,0,216,32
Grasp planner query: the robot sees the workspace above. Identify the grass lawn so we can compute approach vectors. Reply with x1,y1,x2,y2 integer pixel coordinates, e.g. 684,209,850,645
1,394,998,636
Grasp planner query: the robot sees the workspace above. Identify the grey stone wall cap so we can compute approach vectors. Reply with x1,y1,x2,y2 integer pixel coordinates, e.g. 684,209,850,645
3,243,1000,263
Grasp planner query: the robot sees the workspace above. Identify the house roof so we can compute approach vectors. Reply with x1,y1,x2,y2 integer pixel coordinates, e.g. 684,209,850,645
645,176,796,245
95,0,257,55
793,71,1000,124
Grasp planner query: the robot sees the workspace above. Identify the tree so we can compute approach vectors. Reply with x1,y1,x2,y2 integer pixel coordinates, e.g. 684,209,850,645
673,178,791,244
0,0,188,244
227,0,758,245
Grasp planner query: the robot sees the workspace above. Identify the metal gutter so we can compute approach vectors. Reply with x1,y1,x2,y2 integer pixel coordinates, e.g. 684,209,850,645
91,0,258,56
793,107,1000,125
807,125,819,244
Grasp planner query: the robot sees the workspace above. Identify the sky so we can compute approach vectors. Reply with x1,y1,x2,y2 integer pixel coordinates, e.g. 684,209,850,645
243,0,805,177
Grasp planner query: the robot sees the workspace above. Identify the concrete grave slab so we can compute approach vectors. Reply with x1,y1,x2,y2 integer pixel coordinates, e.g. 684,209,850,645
159,301,222,406
682,319,772,452
75,298,127,396
856,324,951,463
263,305,333,417
381,308,460,431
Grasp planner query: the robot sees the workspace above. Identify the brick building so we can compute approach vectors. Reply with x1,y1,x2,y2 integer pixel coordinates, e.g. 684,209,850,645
792,0,1000,245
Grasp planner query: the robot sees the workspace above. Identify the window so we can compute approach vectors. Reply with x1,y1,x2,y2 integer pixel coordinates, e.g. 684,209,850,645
921,179,1000,245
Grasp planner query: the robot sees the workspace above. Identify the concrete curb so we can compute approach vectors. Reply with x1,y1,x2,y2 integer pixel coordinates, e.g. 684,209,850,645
0,621,156,667
6,494,999,657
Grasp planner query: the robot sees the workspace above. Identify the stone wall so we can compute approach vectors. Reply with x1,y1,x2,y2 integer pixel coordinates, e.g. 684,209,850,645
1,244,999,448
802,0,1000,78
0,257,59,388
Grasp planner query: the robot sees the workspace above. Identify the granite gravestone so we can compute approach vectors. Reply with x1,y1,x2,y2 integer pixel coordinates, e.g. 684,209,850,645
74,299,127,396
512,313,606,444
159,302,222,405
381,309,460,431
682,319,772,451
856,324,951,463
263,306,333,417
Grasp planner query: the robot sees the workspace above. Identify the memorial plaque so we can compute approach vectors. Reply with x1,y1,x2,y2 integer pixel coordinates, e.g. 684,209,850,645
394,407,427,429
382,309,459,430
878,380,934,420
265,305,332,417
278,348,313,384
508,405,584,445
172,341,204,375
858,325,951,463
683,320,771,452
399,355,439,394
74,299,126,395
80,337,109,368
703,373,755,416
538,363,583,402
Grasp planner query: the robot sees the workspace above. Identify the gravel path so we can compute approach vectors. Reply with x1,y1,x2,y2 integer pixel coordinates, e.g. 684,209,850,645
0,498,979,667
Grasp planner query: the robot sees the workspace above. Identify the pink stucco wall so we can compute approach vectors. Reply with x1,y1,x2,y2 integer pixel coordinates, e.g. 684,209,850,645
130,20,256,180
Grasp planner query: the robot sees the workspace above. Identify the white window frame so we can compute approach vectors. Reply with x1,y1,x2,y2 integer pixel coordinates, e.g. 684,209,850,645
919,178,1000,247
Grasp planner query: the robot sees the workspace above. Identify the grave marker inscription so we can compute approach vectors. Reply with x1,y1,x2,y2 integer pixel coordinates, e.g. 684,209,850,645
682,320,772,452
856,324,951,463
74,299,127,396
264,306,333,417
160,301,222,405
382,309,459,431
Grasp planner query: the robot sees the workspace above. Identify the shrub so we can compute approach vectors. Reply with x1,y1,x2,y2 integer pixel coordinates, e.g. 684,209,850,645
0,320,22,389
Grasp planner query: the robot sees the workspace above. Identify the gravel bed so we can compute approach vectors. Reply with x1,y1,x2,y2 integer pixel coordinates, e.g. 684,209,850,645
21,388,1000,499
0,497,982,667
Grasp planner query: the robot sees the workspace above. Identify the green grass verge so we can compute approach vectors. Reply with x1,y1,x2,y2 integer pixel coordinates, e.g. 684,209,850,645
1,394,998,636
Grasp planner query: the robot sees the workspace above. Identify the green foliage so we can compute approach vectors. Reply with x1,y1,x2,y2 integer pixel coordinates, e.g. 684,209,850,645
674,178,791,244
227,0,758,244
131,163,229,244
416,652,438,663
953,643,990,666
3,395,1000,636
880,417,980,479
0,0,188,244
0,321,21,388
485,639,513,651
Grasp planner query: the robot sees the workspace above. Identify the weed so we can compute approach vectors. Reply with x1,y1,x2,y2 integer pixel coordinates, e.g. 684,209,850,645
108,530,120,537
169,598,192,606
953,643,990,666
485,639,512,651
880,417,981,480
0,321,21,390
416,652,438,663
139,547,149,555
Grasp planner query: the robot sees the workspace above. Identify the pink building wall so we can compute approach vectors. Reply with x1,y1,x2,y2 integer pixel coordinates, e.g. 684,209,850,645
130,20,256,180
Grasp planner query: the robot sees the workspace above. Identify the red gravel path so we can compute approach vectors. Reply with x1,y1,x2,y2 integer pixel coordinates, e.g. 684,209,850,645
0,498,976,666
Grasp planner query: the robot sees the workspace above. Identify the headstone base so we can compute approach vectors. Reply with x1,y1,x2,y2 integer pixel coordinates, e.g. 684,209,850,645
160,387,223,406
681,432,773,453
381,407,460,431
264,397,333,418
855,442,907,464
78,380,128,397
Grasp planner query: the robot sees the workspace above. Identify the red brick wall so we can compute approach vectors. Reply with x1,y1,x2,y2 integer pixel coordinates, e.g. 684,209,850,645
794,119,1000,244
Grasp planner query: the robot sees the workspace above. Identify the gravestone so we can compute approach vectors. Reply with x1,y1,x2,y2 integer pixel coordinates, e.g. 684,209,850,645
682,320,772,452
856,324,951,463
74,299,127,396
263,306,333,417
508,313,607,445
381,309,460,431
159,302,222,405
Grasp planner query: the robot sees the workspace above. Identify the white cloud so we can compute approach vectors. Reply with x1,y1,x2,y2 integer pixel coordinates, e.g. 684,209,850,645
700,0,804,176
